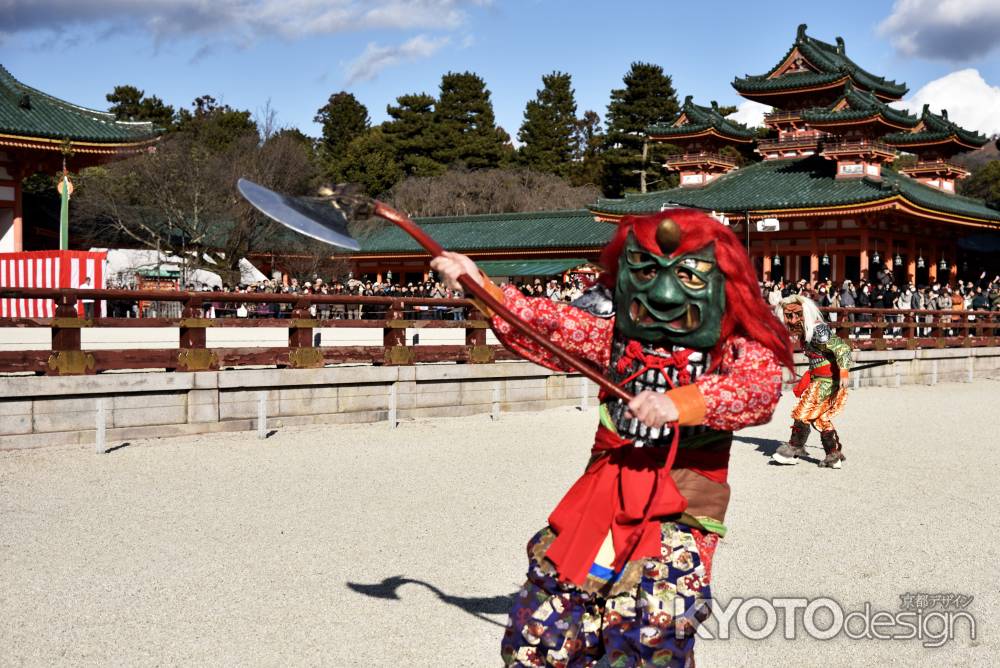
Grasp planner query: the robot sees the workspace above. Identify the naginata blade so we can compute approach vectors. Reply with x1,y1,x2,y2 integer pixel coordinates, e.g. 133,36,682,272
237,178,361,251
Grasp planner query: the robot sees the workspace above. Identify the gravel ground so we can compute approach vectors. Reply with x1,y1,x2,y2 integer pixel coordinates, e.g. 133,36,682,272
2,380,998,667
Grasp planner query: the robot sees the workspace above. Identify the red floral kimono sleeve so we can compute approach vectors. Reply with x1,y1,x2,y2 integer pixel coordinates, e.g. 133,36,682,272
694,336,784,432
490,284,614,372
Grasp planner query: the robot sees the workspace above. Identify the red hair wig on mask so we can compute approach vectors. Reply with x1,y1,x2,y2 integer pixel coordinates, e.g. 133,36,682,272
599,209,794,369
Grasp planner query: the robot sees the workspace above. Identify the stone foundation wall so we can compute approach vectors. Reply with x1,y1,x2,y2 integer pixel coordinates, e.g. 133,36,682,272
2,347,998,450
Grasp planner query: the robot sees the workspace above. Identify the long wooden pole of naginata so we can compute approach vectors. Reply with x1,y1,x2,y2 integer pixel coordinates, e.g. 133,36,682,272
372,201,633,403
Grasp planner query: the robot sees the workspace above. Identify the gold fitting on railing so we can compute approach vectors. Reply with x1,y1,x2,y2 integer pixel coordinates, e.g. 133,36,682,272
383,346,415,365
179,318,216,328
46,351,95,375
288,347,324,369
176,349,219,371
385,320,415,329
51,318,91,328
288,319,319,329
468,345,494,364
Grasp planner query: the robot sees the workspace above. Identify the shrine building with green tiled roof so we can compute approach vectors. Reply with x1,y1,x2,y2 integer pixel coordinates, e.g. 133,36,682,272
0,65,160,252
332,24,998,288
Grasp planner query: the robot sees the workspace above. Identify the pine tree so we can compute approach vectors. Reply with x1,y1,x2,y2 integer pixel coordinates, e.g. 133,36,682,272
314,92,370,180
570,110,605,186
961,160,1000,207
603,62,679,197
382,93,446,176
340,128,403,198
106,85,175,130
175,95,257,152
517,72,579,177
433,72,505,169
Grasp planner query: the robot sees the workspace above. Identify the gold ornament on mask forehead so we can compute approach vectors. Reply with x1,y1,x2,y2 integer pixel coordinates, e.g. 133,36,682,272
656,218,681,255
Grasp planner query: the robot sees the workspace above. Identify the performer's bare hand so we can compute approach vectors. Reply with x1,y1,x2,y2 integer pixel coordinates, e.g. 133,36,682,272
430,251,484,291
626,391,679,429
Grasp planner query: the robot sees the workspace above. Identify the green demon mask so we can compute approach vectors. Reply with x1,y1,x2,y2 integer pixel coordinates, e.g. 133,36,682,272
614,225,726,349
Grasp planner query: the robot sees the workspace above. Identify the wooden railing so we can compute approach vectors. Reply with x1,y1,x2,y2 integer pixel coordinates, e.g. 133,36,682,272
1,288,997,375
663,152,739,168
818,307,1000,351
900,160,969,175
820,140,895,156
0,287,511,375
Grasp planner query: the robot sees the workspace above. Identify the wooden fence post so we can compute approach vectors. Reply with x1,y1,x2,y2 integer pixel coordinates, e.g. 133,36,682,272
287,298,322,368
177,295,217,372
382,299,413,365
465,308,493,364
47,294,94,375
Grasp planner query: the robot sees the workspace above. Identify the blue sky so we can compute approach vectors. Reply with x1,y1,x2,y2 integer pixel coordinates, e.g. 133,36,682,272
2,0,999,139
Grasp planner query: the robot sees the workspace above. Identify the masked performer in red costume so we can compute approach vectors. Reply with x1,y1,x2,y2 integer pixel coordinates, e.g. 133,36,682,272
432,209,793,667
771,295,851,469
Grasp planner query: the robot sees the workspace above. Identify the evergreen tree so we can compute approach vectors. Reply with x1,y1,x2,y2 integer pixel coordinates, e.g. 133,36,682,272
106,85,175,130
571,110,604,186
517,71,579,177
382,93,445,176
961,160,1000,207
433,72,505,169
340,128,403,198
314,92,370,180
175,95,257,152
603,62,680,197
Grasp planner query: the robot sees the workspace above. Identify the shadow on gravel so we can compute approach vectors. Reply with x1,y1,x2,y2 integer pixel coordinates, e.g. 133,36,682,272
733,435,824,465
347,576,515,627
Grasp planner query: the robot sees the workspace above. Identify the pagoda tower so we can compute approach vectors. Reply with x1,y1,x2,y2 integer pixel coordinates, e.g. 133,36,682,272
587,24,999,289
647,96,756,187
884,105,990,192
803,83,918,180
734,23,909,161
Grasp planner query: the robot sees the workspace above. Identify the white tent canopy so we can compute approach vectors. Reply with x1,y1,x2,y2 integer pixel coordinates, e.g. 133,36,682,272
98,249,268,289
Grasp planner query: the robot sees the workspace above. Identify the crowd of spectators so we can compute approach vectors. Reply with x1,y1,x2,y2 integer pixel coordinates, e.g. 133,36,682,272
762,269,1000,337
107,272,595,320
508,277,587,303
104,266,1000,336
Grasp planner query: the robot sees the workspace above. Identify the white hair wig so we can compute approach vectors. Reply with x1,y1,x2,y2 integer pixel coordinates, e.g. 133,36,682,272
775,294,826,342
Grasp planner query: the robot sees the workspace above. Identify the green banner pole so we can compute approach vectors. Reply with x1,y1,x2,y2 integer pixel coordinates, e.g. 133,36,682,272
59,173,69,250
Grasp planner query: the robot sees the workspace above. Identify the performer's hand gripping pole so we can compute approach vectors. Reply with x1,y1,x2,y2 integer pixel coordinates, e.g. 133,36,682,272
236,178,632,403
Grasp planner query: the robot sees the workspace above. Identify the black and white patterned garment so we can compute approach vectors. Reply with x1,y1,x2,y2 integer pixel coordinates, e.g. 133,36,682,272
605,335,713,448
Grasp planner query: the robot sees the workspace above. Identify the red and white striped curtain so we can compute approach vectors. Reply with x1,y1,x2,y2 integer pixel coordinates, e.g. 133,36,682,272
0,250,107,318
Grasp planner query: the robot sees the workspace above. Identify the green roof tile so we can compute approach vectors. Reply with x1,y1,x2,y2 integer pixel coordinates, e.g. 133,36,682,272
350,209,613,254
477,258,589,276
801,84,918,127
733,24,907,100
648,96,756,140
589,156,1000,223
884,104,989,148
0,65,159,143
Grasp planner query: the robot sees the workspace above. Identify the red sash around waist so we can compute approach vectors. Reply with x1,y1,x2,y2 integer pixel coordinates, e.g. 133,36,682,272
544,424,683,585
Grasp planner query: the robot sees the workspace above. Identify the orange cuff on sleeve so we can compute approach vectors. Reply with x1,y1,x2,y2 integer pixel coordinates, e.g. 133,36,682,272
839,369,850,380
470,273,505,317
666,384,707,427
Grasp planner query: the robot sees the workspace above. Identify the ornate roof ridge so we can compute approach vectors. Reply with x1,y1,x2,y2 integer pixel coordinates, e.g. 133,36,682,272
800,82,918,126
0,63,158,142
587,155,1000,223
647,95,756,139
732,25,907,98
412,208,594,224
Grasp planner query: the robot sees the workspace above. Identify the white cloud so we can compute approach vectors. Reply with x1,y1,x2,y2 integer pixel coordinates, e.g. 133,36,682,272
0,1,485,46
344,35,450,85
878,0,1000,61
726,101,770,129
892,69,1000,137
